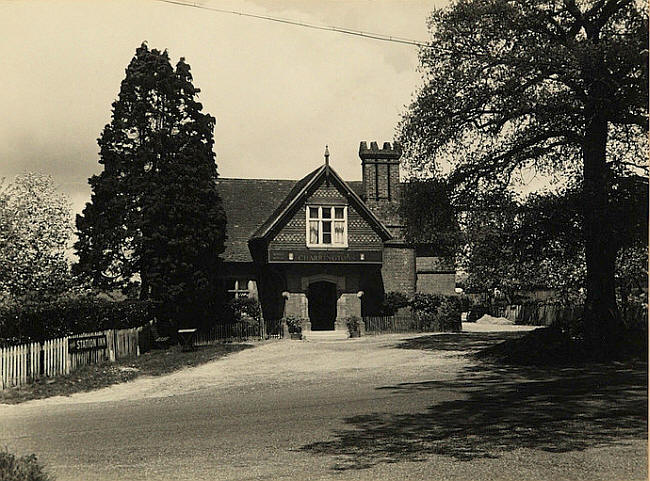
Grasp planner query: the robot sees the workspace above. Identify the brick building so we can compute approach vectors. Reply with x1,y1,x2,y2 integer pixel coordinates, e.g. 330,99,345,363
216,141,455,339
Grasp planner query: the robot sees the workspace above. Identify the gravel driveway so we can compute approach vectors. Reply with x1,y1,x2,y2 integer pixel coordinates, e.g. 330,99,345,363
0,325,646,481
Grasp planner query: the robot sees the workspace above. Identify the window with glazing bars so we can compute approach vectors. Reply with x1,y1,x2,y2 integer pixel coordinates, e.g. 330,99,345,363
306,206,347,247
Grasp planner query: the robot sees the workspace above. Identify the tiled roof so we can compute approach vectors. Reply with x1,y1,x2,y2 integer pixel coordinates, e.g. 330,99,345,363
216,178,295,262
252,165,324,239
216,176,366,263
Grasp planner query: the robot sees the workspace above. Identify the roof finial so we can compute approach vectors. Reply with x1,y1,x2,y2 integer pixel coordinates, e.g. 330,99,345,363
324,145,330,166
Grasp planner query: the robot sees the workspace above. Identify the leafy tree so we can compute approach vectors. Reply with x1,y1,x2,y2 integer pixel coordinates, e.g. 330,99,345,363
398,0,648,350
0,173,73,301
74,43,227,326
459,194,534,304
461,175,647,305
399,178,461,256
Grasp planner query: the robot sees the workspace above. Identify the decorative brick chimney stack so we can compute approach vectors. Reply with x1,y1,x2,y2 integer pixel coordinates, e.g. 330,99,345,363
359,141,403,237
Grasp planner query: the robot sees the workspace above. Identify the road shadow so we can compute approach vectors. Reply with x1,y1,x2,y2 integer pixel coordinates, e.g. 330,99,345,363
395,331,529,352
301,332,648,471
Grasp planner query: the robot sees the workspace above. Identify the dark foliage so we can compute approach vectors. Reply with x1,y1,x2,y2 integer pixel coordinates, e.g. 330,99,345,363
221,297,262,329
345,316,362,334
410,293,462,332
380,291,410,316
74,42,226,328
461,176,648,306
0,450,53,481
398,0,648,349
227,297,261,321
283,316,303,334
399,178,460,256
0,297,154,345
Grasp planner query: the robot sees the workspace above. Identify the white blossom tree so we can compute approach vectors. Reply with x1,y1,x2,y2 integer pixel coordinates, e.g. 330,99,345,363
0,173,74,300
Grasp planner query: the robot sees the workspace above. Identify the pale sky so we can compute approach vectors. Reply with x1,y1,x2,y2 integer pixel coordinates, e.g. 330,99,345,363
1,0,445,216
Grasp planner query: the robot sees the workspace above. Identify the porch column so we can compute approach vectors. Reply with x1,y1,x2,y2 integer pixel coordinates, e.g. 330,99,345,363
283,292,310,333
335,293,361,330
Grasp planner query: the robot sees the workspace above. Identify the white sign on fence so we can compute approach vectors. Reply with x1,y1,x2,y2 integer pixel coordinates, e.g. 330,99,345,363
1,328,140,390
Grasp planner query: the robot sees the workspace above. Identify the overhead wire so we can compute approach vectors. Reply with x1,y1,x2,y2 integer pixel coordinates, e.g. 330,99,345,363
152,0,430,48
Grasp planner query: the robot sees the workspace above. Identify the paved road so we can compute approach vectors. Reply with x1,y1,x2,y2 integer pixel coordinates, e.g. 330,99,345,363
0,327,646,481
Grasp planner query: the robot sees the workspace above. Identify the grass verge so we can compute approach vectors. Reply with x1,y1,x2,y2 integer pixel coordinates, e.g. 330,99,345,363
0,343,253,404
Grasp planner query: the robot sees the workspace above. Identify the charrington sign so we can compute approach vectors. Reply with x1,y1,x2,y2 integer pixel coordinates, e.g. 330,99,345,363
269,249,382,263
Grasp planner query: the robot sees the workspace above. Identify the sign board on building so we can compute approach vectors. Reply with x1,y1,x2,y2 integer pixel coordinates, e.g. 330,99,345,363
269,249,382,264
68,334,108,353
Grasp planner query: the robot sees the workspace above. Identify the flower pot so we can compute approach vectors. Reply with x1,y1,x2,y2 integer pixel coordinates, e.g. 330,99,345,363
289,332,302,340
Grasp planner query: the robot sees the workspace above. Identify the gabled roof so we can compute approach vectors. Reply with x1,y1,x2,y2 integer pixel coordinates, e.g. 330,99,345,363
251,163,392,242
216,175,368,264
251,165,323,240
216,178,297,263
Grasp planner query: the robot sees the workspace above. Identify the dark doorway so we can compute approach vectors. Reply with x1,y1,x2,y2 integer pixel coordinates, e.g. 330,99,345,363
308,281,337,330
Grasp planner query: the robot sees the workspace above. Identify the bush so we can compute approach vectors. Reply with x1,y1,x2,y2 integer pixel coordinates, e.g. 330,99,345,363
227,297,261,321
619,288,648,331
380,292,410,316
0,296,155,345
410,293,444,314
283,316,303,334
220,297,262,331
436,298,462,331
0,450,53,481
346,316,362,333
411,293,462,332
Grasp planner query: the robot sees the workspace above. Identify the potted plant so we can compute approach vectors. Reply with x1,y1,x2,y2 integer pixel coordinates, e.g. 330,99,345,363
346,316,362,338
284,316,303,340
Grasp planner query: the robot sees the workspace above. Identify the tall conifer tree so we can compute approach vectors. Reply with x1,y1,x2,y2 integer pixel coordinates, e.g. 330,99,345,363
75,43,226,325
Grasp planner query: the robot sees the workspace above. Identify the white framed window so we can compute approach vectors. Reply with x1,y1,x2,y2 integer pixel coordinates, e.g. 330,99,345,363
227,278,250,298
306,205,348,247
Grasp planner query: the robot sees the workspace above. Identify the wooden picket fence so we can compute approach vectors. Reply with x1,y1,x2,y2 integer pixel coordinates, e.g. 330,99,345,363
1,328,140,390
195,322,264,345
363,315,423,334
491,303,648,328
363,313,462,334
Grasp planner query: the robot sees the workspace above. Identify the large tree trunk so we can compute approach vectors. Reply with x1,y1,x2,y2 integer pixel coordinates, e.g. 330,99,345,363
582,115,622,354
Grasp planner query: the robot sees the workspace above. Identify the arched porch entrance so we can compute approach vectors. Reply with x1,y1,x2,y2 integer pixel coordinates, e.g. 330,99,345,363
307,281,338,330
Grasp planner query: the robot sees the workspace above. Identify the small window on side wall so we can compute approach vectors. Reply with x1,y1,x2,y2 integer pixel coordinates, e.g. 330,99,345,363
227,279,250,298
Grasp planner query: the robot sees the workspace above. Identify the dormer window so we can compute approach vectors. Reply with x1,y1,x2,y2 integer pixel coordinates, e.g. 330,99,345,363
306,206,347,247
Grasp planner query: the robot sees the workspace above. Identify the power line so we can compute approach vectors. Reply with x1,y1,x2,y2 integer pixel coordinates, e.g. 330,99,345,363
153,0,429,47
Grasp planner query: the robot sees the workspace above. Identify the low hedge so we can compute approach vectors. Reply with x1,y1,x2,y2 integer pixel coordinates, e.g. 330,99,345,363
0,296,155,345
